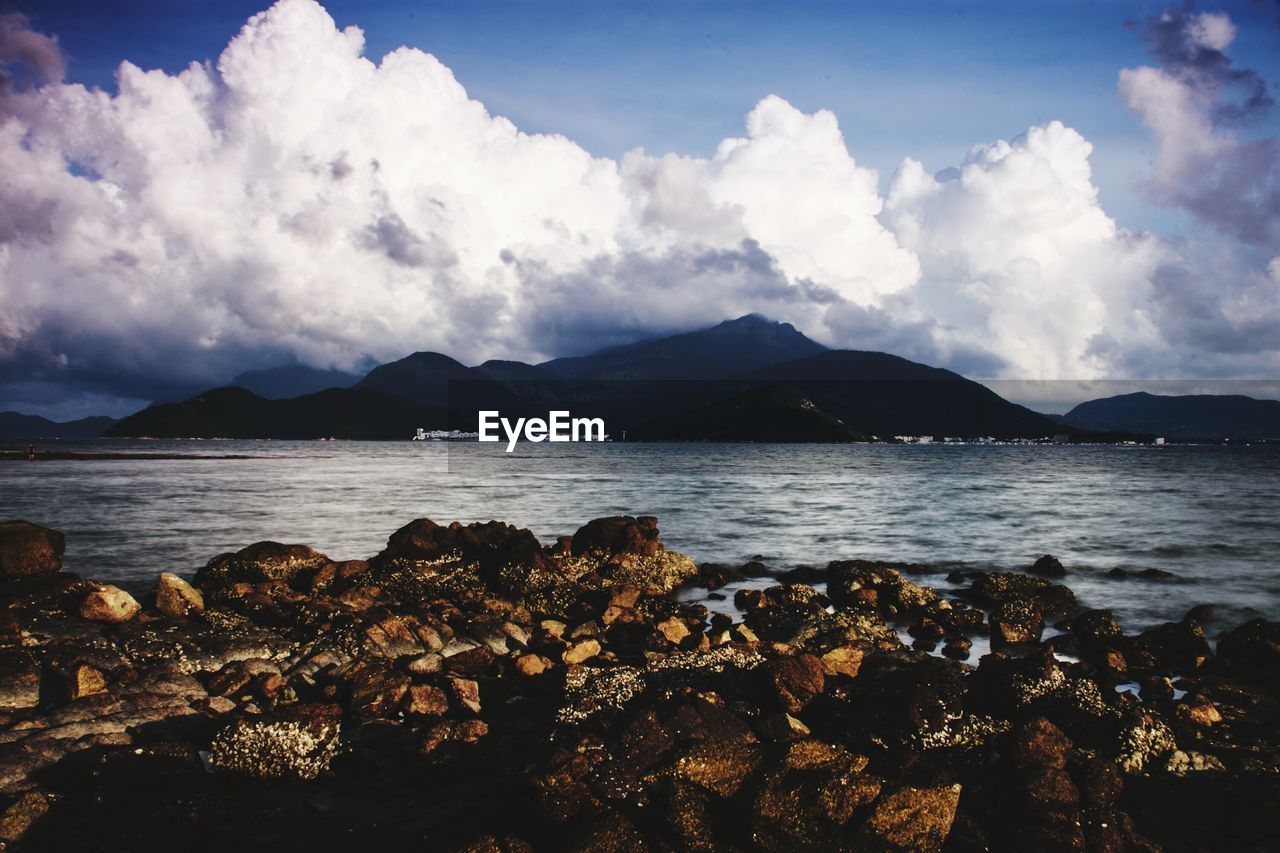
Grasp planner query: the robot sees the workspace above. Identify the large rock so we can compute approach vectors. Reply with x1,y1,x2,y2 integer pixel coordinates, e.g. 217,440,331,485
1217,618,1280,671
78,584,140,623
856,784,962,852
152,572,204,617
827,560,936,616
569,515,663,558
209,705,341,781
194,541,330,590
0,521,64,577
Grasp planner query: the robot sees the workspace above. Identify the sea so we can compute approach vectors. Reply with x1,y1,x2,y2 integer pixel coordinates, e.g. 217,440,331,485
2,440,1278,636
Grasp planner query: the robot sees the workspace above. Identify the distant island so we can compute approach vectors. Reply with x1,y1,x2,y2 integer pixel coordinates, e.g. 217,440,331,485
6,317,1278,443
102,316,1072,441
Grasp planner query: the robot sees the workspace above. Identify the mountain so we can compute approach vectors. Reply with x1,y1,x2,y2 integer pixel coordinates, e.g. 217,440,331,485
1059,392,1280,440
0,412,117,439
539,314,827,380
232,365,361,399
105,387,450,439
632,350,1066,440
108,316,1086,440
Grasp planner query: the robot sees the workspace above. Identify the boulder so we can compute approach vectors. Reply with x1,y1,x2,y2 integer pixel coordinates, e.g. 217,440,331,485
78,584,140,623
209,705,341,781
0,521,64,577
1029,555,1066,578
195,541,330,591
990,599,1044,648
152,572,204,617
856,784,962,852
1216,618,1280,671
763,654,826,712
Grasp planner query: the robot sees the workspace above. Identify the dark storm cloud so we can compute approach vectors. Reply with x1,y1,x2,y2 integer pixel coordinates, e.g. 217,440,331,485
1121,5,1280,250
1138,5,1272,122
0,13,64,104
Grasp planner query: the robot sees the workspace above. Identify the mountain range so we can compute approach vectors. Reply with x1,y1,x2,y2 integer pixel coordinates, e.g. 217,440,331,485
1056,392,1280,440
9,316,1273,442
0,412,118,440
105,316,1069,440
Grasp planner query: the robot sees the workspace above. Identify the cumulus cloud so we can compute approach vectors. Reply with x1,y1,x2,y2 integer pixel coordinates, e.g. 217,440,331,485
1119,6,1280,249
0,0,1277,415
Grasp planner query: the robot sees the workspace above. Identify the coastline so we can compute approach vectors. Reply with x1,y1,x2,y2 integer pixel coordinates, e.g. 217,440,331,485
1,515,1277,850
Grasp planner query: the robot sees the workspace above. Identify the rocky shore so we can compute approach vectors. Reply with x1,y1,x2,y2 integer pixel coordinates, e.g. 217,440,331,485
0,516,1277,851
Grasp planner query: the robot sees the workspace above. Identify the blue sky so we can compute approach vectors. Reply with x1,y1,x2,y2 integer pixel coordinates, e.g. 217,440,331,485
10,0,1278,234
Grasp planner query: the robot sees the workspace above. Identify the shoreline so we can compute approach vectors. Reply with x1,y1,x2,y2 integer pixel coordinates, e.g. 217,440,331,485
1,516,1277,849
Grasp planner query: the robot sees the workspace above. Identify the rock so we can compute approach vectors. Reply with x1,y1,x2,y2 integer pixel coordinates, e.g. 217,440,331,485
763,654,825,712
406,684,449,717
1063,609,1122,646
0,652,41,710
656,616,691,644
857,784,962,852
406,652,443,677
152,572,204,617
196,541,330,590
990,599,1044,648
758,712,810,742
0,790,52,844
820,645,864,679
563,638,601,665
942,637,971,660
63,662,107,701
570,516,663,558
1175,696,1222,727
1030,555,1066,578
449,676,481,714
1010,717,1072,769
421,719,489,754
1132,619,1212,670
209,705,341,781
1164,749,1226,774
78,584,140,623
968,572,1077,615
338,659,410,722
827,560,936,616
674,739,762,798
752,743,880,848
515,653,552,676
1217,618,1280,670
0,521,64,577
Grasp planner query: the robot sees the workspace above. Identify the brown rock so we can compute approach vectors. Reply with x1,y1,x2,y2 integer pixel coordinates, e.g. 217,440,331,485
515,653,553,676
563,638,601,665
657,616,691,644
65,662,107,700
0,790,52,844
406,684,449,717
78,584,141,623
858,784,962,852
1176,696,1223,727
153,571,204,617
1011,717,1072,769
0,520,64,577
421,719,489,754
765,654,826,712
759,712,811,742
820,645,864,679
449,676,481,714
674,739,762,798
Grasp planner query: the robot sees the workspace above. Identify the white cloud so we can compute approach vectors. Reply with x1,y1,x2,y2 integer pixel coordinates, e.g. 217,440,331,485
0,0,1277,413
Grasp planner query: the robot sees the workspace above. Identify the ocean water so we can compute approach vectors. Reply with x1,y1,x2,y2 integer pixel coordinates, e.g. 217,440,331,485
2,440,1278,635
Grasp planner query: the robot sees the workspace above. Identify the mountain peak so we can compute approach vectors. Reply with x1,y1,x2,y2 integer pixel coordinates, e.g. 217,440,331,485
539,315,827,380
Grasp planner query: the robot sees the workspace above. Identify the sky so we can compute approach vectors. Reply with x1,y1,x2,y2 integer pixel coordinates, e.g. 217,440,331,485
0,0,1278,418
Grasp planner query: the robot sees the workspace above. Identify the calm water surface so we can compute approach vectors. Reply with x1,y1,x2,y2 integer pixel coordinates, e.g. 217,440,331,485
2,441,1277,634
